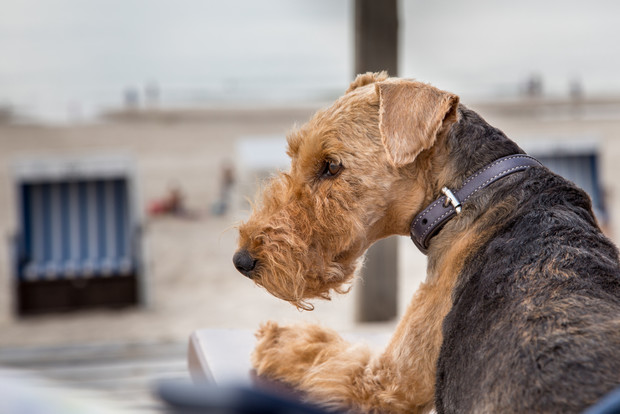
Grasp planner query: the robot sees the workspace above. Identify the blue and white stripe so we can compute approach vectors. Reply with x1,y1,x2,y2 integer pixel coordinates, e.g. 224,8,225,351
19,179,133,280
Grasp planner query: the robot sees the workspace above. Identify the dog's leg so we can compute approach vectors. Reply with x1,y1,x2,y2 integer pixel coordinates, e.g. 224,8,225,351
252,280,451,413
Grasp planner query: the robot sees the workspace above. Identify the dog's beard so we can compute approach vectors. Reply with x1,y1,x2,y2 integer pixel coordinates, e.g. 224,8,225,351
253,255,360,311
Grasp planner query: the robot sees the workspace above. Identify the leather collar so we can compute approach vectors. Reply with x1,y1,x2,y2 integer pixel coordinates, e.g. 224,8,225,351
410,154,543,254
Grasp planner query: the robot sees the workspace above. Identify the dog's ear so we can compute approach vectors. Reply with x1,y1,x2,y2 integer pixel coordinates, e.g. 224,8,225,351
376,79,459,167
346,71,390,93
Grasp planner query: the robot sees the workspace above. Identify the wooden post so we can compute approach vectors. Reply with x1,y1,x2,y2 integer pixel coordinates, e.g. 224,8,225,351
354,0,400,322
354,0,398,75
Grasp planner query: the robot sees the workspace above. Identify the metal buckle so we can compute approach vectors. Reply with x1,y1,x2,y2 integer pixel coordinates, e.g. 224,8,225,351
441,186,462,214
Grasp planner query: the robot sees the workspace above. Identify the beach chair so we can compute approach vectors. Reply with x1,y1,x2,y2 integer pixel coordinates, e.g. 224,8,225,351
11,155,148,315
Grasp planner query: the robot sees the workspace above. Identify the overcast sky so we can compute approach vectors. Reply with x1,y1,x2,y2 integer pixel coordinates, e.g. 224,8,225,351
401,0,620,97
0,0,619,122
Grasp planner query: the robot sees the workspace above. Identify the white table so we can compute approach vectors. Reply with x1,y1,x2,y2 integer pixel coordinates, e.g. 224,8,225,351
188,329,256,385
187,328,391,386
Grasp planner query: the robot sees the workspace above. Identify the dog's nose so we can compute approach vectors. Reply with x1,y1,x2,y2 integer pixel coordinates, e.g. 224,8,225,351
233,249,257,278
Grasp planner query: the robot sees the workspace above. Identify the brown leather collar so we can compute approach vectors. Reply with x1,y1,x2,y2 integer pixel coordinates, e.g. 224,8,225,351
410,154,543,254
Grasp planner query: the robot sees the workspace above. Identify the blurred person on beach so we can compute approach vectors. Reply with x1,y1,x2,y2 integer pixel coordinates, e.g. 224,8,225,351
211,161,235,216
149,184,187,216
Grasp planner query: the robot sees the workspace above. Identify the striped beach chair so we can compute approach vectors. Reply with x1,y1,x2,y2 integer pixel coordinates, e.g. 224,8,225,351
12,156,148,315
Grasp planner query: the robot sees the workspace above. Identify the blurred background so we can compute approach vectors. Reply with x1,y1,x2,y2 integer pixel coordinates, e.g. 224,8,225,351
1,0,620,411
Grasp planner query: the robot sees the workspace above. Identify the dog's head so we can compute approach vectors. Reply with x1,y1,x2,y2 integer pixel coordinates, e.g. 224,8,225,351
234,73,459,309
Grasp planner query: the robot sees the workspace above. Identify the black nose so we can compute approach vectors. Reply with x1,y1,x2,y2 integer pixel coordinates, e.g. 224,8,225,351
233,249,257,278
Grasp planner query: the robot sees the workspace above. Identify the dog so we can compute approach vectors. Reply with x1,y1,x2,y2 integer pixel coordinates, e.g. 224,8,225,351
233,72,620,413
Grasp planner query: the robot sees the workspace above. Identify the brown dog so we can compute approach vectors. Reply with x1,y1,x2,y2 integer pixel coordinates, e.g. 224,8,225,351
234,72,620,413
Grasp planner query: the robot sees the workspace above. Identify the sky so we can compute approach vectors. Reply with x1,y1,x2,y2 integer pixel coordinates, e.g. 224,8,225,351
0,0,619,122
400,0,620,98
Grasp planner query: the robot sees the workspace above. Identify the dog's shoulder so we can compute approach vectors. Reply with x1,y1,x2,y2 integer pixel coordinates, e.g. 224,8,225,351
436,166,620,413
463,166,617,281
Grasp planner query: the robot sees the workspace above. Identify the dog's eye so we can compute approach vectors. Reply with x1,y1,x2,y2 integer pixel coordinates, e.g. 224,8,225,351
322,160,343,177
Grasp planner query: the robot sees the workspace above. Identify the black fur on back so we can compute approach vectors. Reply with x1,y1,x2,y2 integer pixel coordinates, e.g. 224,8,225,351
434,107,620,413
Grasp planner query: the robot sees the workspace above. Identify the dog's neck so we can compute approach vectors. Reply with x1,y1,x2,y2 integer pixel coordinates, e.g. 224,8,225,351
415,106,533,277
410,154,542,254
371,107,532,263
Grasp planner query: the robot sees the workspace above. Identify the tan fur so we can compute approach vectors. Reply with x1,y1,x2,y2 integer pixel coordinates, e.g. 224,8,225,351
237,74,467,412
345,71,389,94
377,79,459,167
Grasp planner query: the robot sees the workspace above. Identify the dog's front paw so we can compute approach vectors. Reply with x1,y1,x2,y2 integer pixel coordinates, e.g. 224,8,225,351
251,321,345,386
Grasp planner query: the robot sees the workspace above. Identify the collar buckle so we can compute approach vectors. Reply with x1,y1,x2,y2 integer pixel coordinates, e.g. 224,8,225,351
441,186,462,214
